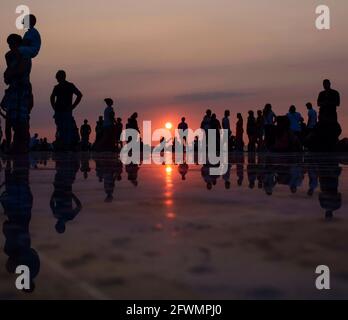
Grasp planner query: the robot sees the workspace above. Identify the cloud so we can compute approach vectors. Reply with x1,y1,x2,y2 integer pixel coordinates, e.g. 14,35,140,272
173,90,253,103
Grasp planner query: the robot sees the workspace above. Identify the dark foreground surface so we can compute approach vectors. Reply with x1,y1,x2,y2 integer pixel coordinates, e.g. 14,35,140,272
0,152,347,300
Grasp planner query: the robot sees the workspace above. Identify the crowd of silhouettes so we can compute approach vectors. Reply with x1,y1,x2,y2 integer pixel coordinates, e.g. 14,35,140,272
0,14,347,154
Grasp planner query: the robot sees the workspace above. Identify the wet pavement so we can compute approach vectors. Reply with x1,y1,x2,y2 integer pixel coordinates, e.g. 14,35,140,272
0,152,347,300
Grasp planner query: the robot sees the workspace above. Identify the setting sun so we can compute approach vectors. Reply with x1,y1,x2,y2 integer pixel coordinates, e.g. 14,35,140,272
165,122,173,130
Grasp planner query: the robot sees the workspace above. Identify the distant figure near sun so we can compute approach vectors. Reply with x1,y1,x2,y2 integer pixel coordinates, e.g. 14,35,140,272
165,122,173,130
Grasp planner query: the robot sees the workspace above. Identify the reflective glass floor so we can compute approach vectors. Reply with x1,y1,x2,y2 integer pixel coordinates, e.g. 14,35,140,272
0,152,347,300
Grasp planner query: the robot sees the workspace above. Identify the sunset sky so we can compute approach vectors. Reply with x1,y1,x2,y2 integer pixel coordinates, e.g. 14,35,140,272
0,0,347,140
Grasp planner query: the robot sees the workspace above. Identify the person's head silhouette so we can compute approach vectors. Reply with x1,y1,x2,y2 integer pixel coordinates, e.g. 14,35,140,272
264,104,272,113
224,110,230,117
325,211,333,220
206,109,212,117
84,119,88,125
56,70,66,84
306,102,313,110
323,79,331,90
55,220,66,234
289,105,296,113
104,98,113,107
181,117,186,123
23,14,37,29
248,110,254,117
257,110,262,117
7,34,22,50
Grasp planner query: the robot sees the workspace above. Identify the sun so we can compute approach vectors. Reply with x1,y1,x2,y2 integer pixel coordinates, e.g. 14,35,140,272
165,122,173,130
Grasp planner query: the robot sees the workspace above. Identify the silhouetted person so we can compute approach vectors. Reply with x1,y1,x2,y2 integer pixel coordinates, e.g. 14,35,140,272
201,109,212,132
50,70,82,151
95,116,104,144
94,98,116,152
247,111,257,152
115,117,123,150
19,14,41,59
30,133,39,151
80,119,91,151
306,80,342,151
50,157,82,233
222,110,232,144
127,112,140,133
0,158,39,292
126,113,140,145
235,113,244,152
1,34,33,153
306,102,318,133
287,105,303,139
210,113,221,150
178,117,188,147
317,79,340,124
263,104,276,150
255,110,264,151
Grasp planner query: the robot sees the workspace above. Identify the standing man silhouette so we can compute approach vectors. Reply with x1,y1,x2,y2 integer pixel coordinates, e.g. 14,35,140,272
80,119,91,151
317,79,340,123
50,70,83,151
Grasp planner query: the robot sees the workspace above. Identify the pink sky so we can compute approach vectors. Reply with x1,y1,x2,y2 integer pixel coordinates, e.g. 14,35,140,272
1,0,348,141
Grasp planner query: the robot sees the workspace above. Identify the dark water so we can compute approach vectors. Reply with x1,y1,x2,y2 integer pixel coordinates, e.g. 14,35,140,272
0,152,347,299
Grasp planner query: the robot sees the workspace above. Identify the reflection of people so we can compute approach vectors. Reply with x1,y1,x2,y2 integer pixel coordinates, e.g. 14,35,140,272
0,158,39,292
50,70,82,150
80,154,91,179
318,160,342,220
126,163,140,187
223,164,232,189
102,158,122,202
178,162,189,180
50,157,82,233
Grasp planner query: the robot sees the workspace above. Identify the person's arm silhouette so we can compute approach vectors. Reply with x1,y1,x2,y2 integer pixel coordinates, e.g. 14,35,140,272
50,88,57,111
71,193,82,214
72,85,83,110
